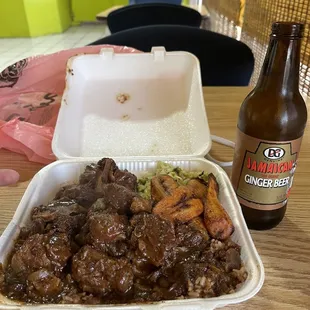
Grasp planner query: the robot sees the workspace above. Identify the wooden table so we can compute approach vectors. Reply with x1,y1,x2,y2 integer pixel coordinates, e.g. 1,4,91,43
1,87,310,309
96,4,210,21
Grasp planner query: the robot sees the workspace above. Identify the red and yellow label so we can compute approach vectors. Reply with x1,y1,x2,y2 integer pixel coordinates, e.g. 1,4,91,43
231,129,302,211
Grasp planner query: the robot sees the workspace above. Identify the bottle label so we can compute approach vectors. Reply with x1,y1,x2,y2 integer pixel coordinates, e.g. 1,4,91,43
231,129,303,211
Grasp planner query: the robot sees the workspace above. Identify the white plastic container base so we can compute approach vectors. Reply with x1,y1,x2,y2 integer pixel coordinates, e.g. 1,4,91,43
0,158,264,309
0,48,264,309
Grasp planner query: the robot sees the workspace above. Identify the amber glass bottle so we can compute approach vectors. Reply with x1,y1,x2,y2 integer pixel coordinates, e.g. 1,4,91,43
231,22,308,230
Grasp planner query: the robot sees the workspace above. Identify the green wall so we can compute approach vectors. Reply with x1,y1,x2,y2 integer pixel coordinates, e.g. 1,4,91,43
0,0,72,37
0,0,30,37
25,0,71,36
58,0,73,31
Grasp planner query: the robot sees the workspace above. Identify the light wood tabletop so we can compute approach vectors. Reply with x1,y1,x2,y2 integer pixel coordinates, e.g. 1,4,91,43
0,87,309,309
96,4,209,21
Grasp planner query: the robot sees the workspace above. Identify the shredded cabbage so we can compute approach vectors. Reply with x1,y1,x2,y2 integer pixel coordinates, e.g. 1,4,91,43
137,161,209,199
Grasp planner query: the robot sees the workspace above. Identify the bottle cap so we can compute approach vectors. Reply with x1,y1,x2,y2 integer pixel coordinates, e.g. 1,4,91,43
272,22,304,38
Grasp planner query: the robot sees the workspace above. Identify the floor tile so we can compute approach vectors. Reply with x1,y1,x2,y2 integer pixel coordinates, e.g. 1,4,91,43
0,24,106,71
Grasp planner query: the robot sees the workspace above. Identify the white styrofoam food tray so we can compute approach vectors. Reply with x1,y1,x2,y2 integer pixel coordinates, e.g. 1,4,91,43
52,47,211,159
0,47,264,308
0,158,264,309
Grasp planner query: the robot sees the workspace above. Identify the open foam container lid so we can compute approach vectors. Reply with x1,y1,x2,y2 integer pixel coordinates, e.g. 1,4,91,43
52,47,211,159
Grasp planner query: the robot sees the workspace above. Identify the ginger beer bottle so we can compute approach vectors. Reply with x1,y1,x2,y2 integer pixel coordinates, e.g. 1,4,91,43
231,22,308,230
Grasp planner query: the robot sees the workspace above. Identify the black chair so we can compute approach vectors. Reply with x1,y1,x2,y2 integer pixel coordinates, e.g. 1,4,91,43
107,3,202,34
88,25,255,86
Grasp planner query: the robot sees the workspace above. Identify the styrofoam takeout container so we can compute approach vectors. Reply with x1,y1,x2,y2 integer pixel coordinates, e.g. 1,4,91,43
0,47,264,309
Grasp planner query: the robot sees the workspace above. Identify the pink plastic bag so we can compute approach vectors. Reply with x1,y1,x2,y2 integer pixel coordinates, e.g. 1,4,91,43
0,45,141,164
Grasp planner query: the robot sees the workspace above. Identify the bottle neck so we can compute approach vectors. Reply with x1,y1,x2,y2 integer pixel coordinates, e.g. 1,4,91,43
256,36,301,96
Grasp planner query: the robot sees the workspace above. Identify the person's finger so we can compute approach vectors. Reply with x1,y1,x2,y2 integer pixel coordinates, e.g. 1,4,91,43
0,169,20,186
